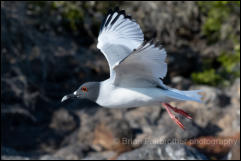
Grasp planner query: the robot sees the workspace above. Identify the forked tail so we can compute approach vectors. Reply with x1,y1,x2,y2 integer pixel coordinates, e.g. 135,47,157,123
164,88,203,103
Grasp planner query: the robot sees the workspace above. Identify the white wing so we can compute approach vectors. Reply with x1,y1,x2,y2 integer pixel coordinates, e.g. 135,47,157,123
97,7,144,77
113,41,168,88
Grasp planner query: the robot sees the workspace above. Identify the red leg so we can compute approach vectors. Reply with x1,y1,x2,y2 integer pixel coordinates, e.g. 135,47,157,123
161,103,185,130
164,103,192,120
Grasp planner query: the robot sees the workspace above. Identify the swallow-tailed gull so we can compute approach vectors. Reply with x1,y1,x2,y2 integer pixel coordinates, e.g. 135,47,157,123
61,7,202,130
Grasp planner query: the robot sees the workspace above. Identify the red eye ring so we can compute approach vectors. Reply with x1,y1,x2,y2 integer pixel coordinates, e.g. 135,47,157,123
81,86,88,92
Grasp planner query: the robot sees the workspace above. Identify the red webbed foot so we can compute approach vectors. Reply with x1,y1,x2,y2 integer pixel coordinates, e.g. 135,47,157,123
162,103,192,130
163,103,192,120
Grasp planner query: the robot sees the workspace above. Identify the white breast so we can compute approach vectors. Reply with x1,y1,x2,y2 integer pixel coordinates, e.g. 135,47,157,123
96,80,168,108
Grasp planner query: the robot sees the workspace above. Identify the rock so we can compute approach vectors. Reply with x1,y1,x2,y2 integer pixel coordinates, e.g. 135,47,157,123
229,134,240,160
49,108,77,134
82,151,116,160
217,79,240,136
1,155,31,160
1,147,22,156
92,119,134,153
52,144,90,160
186,134,239,159
1,147,34,160
216,109,240,136
39,155,63,160
171,76,192,90
227,79,240,107
117,143,207,160
155,113,201,139
124,106,161,130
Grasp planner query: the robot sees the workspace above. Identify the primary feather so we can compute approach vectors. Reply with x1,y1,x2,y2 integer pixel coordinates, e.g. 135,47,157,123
97,7,144,77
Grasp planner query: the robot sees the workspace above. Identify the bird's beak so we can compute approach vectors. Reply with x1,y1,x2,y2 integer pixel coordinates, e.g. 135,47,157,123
61,93,77,102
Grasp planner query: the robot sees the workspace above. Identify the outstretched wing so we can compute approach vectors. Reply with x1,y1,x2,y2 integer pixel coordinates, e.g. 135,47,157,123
97,7,144,77
113,40,168,88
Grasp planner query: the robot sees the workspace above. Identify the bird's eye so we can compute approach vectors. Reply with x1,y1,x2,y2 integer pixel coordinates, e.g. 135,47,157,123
81,86,88,92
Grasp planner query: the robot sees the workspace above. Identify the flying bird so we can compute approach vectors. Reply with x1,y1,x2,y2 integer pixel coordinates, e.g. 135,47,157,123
61,7,202,130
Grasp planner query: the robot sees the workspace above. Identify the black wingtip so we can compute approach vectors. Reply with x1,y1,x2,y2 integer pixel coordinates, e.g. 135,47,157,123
137,39,164,52
119,10,126,16
99,7,134,34
105,10,114,27
99,9,113,33
125,15,132,19
111,9,123,25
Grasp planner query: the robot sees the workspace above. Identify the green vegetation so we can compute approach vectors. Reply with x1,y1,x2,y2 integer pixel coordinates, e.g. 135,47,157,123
192,2,240,87
218,43,240,77
192,43,240,86
51,2,84,32
192,69,222,86
198,1,240,43
28,1,122,33
50,1,121,32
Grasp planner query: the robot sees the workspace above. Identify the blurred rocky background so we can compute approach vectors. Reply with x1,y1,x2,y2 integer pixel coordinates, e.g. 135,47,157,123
1,1,240,160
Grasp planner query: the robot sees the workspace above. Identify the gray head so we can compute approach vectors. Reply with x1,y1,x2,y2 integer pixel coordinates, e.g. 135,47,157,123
61,82,100,102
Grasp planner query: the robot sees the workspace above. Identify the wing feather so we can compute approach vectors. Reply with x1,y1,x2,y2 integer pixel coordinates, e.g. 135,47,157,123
113,40,168,88
97,7,144,77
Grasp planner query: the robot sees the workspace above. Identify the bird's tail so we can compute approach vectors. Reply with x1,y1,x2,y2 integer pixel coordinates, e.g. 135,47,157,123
164,88,203,103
